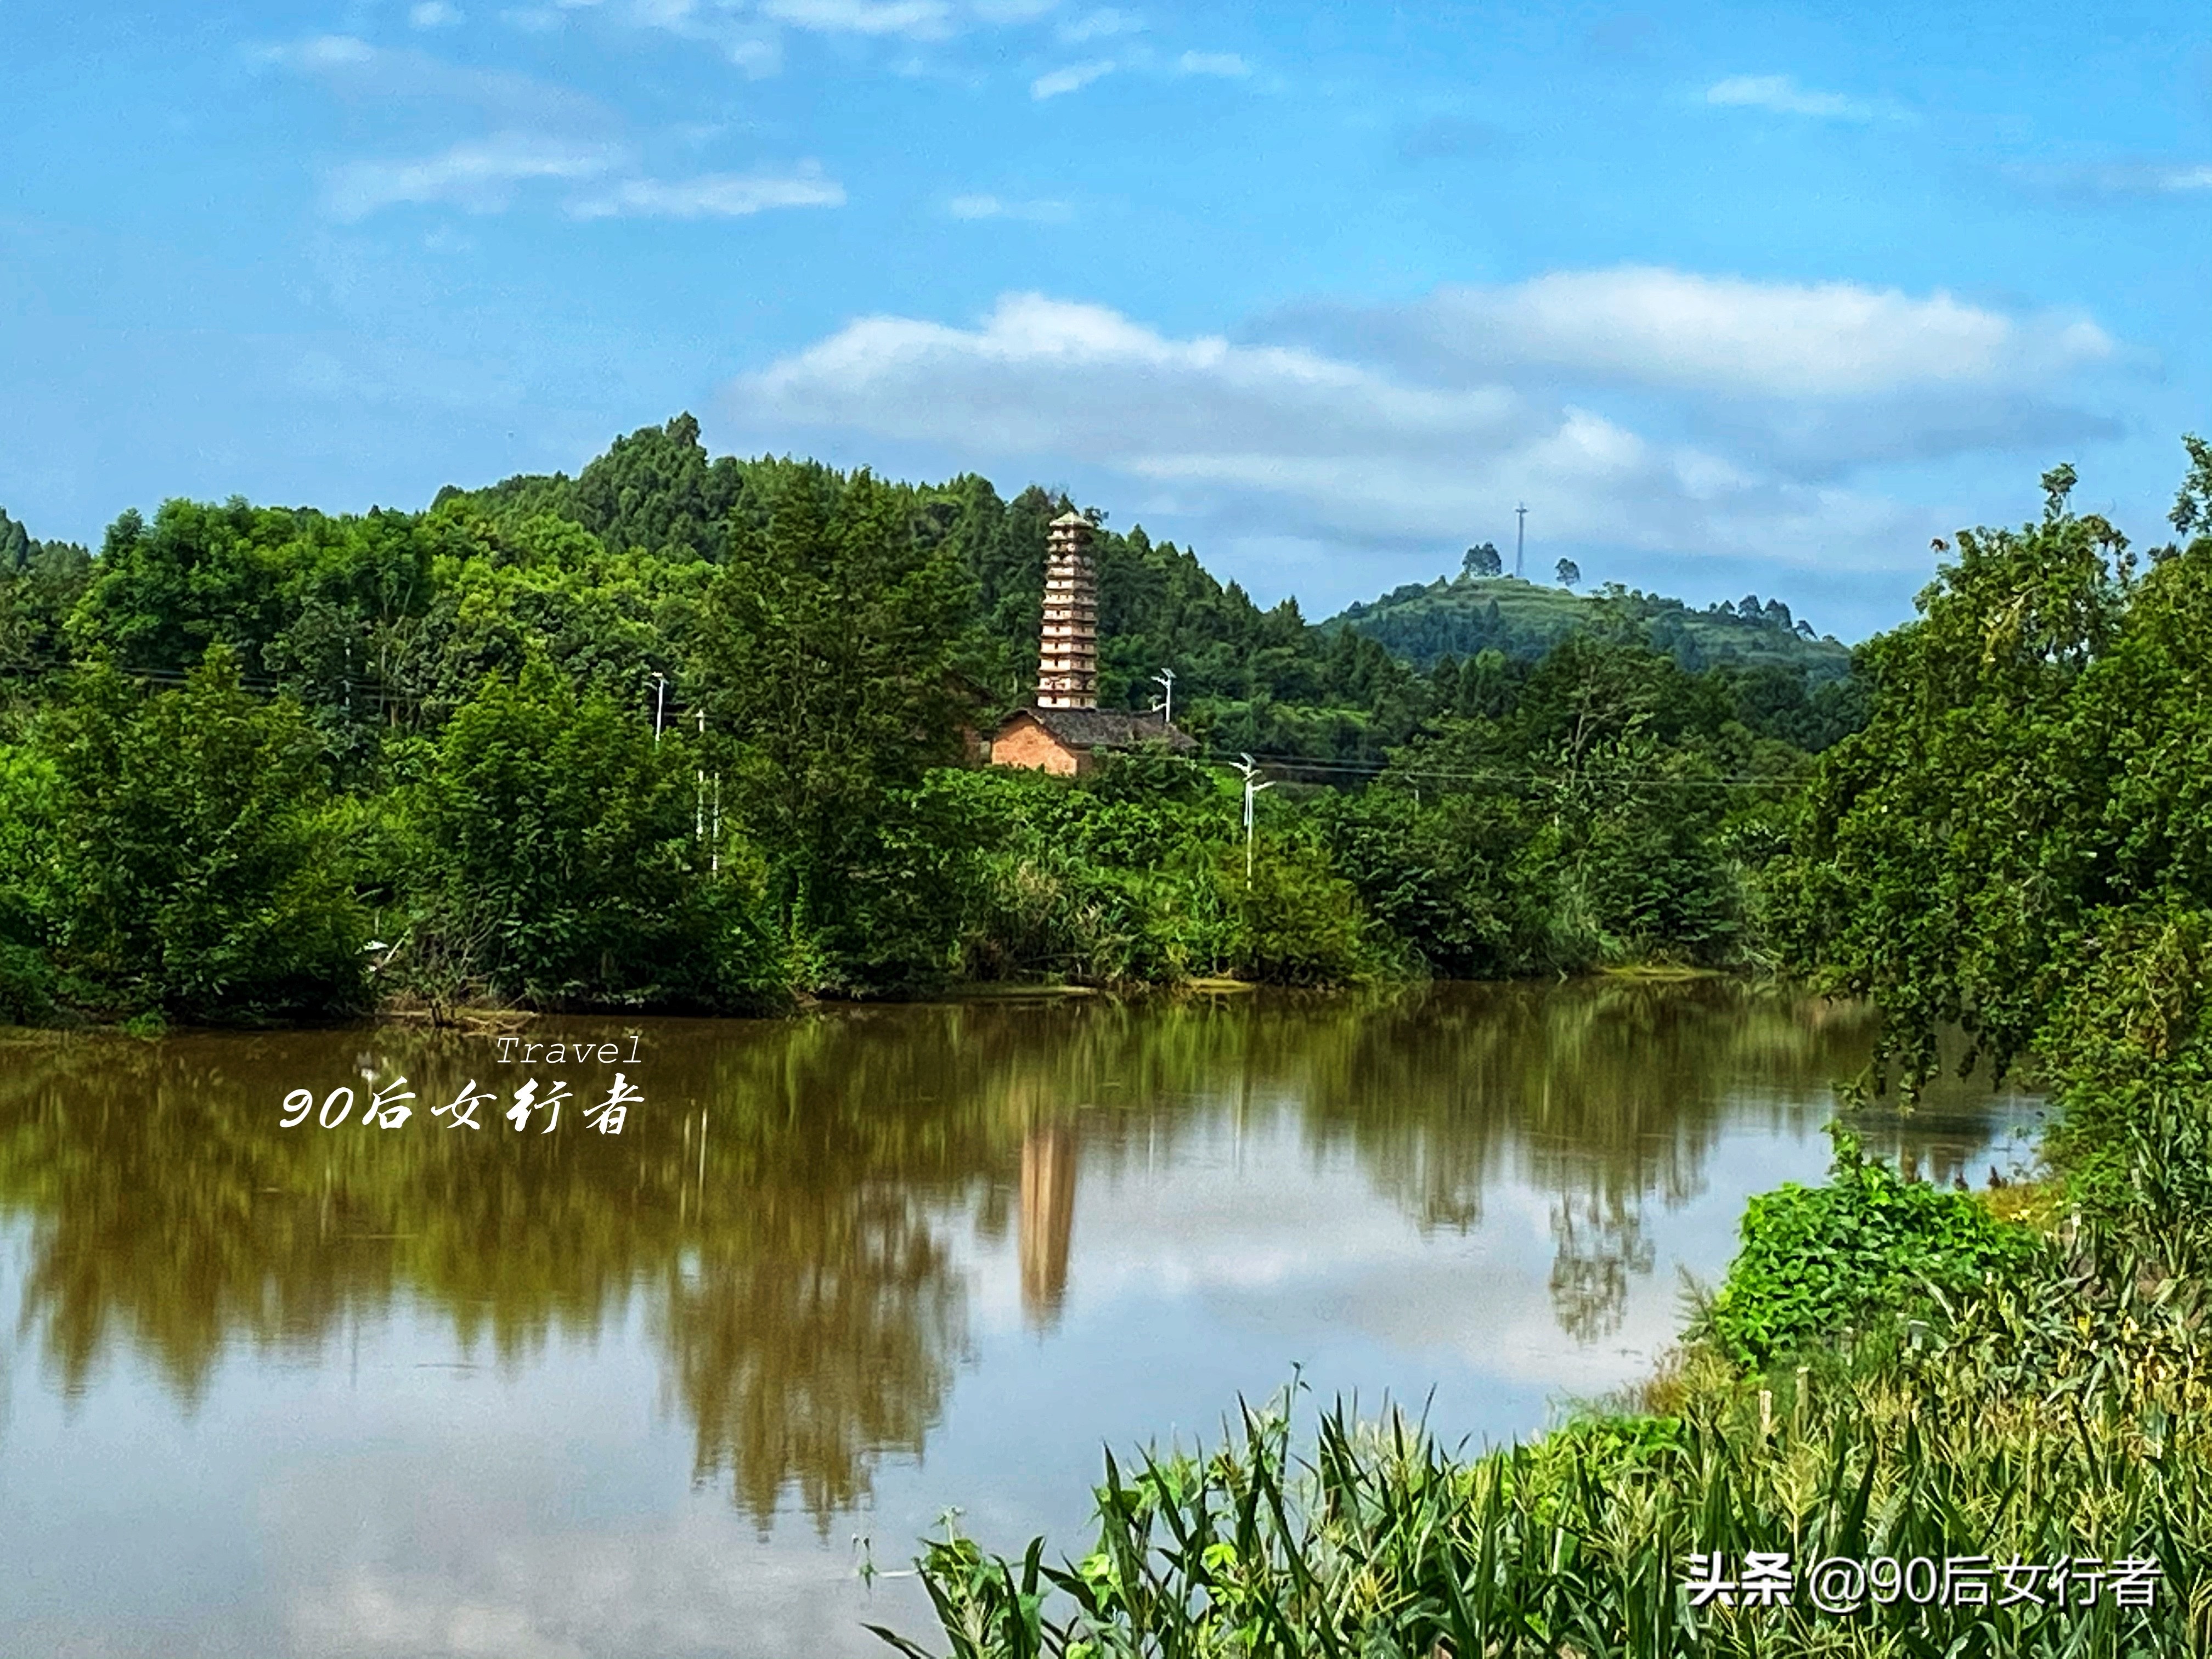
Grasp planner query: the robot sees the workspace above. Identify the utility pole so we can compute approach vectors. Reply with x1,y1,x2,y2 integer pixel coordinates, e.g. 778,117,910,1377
653,673,667,743
1232,753,1273,888
695,708,706,842
1515,504,1527,580
1149,667,1176,725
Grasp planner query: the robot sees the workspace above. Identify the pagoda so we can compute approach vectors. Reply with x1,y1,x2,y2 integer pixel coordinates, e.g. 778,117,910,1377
1036,510,1099,708
989,507,1193,775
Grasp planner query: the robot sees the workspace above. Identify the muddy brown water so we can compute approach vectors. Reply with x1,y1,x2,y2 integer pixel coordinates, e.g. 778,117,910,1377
0,981,2040,1657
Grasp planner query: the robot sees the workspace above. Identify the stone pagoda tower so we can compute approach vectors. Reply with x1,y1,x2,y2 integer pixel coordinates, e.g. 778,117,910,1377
1036,509,1099,709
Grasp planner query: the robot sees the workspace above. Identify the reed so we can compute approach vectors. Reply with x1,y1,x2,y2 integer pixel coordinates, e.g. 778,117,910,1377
878,1347,2210,1656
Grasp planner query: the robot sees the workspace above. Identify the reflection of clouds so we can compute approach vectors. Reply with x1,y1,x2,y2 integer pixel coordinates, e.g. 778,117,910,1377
1005,1141,1682,1393
285,1511,907,1659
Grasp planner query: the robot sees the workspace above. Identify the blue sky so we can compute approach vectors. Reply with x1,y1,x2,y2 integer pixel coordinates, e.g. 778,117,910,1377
1,1,2205,637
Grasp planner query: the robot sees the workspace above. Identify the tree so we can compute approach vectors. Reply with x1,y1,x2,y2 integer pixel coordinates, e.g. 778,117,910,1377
405,659,777,1009
695,468,980,976
1555,558,1581,589
26,649,368,1022
1772,461,2136,1086
1462,542,1502,578
0,508,91,691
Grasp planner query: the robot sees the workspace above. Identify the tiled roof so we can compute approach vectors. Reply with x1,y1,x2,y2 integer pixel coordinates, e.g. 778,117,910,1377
1009,707,1197,752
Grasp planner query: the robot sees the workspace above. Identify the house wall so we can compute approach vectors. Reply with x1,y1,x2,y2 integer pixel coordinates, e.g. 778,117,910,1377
989,720,1090,776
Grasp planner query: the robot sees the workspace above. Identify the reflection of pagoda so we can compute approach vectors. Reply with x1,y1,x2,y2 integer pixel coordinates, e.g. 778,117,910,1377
1018,1122,1077,1328
990,509,1193,776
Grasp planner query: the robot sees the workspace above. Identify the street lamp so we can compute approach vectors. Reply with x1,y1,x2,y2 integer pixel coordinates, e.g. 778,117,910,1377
1232,753,1273,888
1149,667,1176,725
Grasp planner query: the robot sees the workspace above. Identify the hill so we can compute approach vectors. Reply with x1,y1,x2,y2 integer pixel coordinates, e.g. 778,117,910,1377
1,415,1867,769
1327,572,1854,681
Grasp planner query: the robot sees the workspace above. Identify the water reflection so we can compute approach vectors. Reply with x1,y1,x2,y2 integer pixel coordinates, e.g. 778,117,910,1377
1019,1124,1078,1327
0,980,2032,1549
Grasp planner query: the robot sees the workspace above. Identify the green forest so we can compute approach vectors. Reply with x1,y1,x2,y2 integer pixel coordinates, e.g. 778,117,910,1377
0,413,1867,1026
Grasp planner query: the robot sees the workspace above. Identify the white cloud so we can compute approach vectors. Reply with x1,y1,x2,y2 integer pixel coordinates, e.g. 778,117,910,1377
1705,73,1879,121
505,0,780,71
268,33,376,67
728,291,1915,569
494,0,1049,61
949,192,1071,222
759,0,956,37
1031,59,1113,98
272,31,824,221
1282,267,2115,399
726,279,2126,581
1057,7,1140,42
2024,159,2212,198
1176,50,1247,77
569,163,846,218
2129,163,2212,192
259,34,612,126
409,1,463,27
325,132,622,219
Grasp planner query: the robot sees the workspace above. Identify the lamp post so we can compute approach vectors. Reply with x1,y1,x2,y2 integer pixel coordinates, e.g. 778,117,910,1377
652,673,667,743
1232,753,1273,888
1149,667,1176,725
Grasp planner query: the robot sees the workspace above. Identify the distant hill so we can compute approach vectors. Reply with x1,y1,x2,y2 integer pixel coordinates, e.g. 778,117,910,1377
1325,573,1854,680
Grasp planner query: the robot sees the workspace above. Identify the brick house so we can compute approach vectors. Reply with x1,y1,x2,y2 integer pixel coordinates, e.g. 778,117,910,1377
990,707,1197,775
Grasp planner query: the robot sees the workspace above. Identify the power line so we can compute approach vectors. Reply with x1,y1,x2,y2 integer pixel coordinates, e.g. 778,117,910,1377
1212,749,1805,790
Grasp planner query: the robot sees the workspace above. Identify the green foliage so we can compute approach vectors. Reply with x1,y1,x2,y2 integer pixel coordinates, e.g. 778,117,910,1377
1707,1130,2041,1368
0,420,1873,1017
696,467,979,922
21,650,368,1022
398,658,778,1010
1772,449,2212,1092
0,506,91,698
887,1367,2208,1657
911,764,1391,989
387,506,709,729
1317,634,1759,974
1330,569,1852,690
0,743,59,1022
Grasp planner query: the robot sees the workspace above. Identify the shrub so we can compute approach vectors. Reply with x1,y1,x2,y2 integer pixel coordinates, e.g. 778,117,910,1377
1706,1130,2041,1368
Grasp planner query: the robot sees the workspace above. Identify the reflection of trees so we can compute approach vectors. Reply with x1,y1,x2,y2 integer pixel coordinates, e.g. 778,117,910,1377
0,1025,998,1531
0,983,1944,1527
658,1189,963,1532
1011,981,1886,1342
1281,980,1878,1342
1548,1192,1655,1343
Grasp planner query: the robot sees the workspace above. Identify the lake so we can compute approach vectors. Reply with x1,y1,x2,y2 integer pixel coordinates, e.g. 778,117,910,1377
0,981,2041,1657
